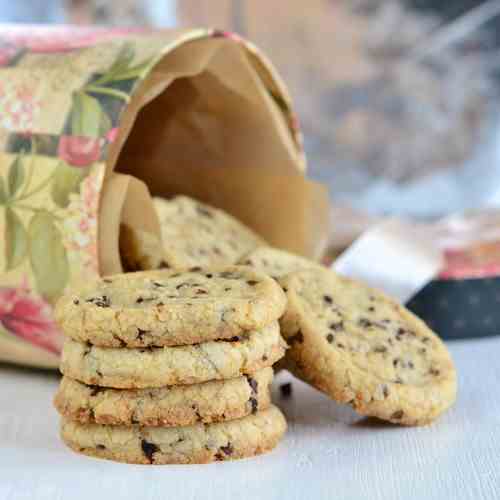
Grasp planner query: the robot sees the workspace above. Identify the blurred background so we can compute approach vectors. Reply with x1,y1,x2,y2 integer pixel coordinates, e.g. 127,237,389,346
2,0,500,218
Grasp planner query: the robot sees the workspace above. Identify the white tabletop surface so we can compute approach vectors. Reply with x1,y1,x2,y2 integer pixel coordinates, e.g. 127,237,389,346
0,336,499,500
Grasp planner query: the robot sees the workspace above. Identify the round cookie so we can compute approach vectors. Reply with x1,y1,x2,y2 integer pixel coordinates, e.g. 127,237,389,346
55,266,287,347
239,246,324,279
279,269,457,426
155,196,266,268
60,405,287,464
60,322,285,388
119,224,167,272
54,368,273,426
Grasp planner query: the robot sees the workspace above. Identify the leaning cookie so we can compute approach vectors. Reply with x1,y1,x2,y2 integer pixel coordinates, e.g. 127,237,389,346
155,196,266,268
54,368,273,426
61,405,287,464
279,269,457,426
60,322,285,388
55,266,286,347
239,246,324,279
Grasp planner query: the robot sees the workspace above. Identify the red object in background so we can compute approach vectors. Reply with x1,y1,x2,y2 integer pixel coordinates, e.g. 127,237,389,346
439,241,500,280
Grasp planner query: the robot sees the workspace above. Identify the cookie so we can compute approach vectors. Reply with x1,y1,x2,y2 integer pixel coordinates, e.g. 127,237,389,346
55,267,286,348
239,247,323,279
54,368,273,426
154,196,266,268
119,224,167,272
60,405,286,464
279,269,457,425
60,322,285,388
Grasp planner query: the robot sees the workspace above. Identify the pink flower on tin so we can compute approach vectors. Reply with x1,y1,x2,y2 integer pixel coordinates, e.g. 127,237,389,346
58,135,102,167
105,127,119,143
0,81,40,131
0,286,62,355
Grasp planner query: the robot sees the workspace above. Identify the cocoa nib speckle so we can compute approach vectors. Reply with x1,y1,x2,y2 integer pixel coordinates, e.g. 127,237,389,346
141,439,159,463
429,368,441,376
83,343,92,356
159,261,170,269
219,443,234,456
246,376,258,394
89,385,104,397
323,295,333,304
73,299,80,305
391,410,404,420
136,328,149,341
358,318,374,328
136,296,157,304
96,444,106,450
112,334,126,347
373,345,387,353
249,397,258,414
280,382,292,399
247,280,258,286
288,330,304,344
87,295,110,308
326,333,334,343
191,404,202,421
329,321,344,331
189,266,202,272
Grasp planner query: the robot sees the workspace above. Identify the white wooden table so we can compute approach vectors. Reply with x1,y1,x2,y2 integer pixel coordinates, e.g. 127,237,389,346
0,337,499,500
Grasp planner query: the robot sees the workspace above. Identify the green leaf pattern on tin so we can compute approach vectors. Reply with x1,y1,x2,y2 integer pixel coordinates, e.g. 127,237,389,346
1,141,73,299
4,206,28,271
51,162,89,208
28,211,69,301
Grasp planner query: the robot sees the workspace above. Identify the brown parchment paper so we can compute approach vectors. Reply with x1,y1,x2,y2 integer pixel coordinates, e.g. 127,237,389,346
98,173,161,275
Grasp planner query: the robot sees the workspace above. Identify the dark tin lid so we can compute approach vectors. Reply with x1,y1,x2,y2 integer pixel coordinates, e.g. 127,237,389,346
406,242,500,340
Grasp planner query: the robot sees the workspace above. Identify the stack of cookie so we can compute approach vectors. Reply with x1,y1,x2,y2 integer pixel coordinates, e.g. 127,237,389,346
54,266,288,464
